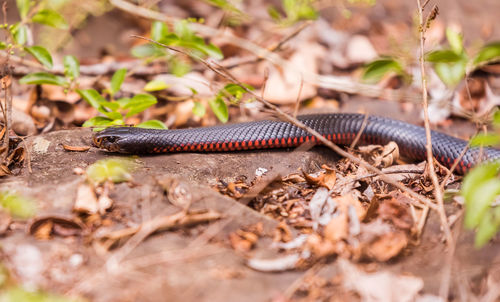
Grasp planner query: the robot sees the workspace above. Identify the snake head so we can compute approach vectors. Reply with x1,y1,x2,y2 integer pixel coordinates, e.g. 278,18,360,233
92,128,126,152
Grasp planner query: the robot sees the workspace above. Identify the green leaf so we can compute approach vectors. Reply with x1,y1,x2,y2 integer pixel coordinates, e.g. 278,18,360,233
110,68,127,96
461,161,500,205
470,133,500,147
0,191,36,219
16,0,30,19
362,58,404,84
82,116,115,127
136,120,167,129
77,89,107,108
475,206,500,247
170,58,191,77
464,178,500,229
98,107,122,120
434,60,467,87
32,9,68,29
19,72,67,86
124,94,157,118
151,21,169,41
268,6,282,21
473,42,500,66
144,80,169,91
426,50,462,63
209,97,228,123
86,158,134,185
116,97,131,108
63,55,80,79
100,101,120,111
25,45,53,69
12,23,28,45
192,101,206,117
131,44,165,58
446,27,463,54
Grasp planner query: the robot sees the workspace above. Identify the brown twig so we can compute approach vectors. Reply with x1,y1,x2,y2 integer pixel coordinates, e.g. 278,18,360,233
223,21,312,70
416,0,454,300
0,51,165,77
134,35,438,211
349,113,369,149
293,76,304,118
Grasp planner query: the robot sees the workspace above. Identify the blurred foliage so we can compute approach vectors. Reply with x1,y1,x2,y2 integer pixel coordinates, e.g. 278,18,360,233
363,27,500,88
0,191,36,219
86,158,135,185
0,286,80,302
131,20,223,77
268,0,318,25
461,111,500,247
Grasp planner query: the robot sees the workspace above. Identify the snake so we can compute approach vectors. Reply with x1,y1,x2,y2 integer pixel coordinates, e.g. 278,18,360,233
92,113,500,174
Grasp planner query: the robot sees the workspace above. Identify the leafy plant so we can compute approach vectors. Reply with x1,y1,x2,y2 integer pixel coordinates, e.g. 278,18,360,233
204,0,248,25
461,111,500,247
78,68,166,129
131,20,223,76
208,84,254,123
268,0,318,25
361,57,410,84
362,28,500,87
1,1,69,78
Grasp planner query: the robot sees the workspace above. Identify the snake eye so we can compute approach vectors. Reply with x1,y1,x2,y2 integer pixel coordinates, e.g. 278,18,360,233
93,137,103,146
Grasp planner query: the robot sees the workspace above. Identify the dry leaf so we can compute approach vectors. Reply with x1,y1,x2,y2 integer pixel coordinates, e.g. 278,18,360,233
324,211,349,242
229,232,255,252
377,195,414,230
62,144,91,152
247,253,301,272
339,259,423,302
74,182,98,214
306,233,337,258
364,231,408,262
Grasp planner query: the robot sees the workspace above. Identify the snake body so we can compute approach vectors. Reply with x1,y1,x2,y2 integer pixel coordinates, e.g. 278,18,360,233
92,113,500,174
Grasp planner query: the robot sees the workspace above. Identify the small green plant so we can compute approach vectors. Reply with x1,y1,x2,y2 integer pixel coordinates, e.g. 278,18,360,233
268,0,318,25
361,57,410,84
208,83,255,123
362,28,500,87
0,191,36,219
1,1,77,89
78,68,166,129
131,20,223,77
204,0,248,25
461,111,500,247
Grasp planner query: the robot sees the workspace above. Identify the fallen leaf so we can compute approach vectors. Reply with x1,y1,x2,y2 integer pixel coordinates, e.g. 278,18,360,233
339,259,424,302
62,144,91,152
377,195,414,230
229,232,254,252
247,253,301,272
324,211,349,242
29,215,86,238
364,231,408,262
74,182,98,214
